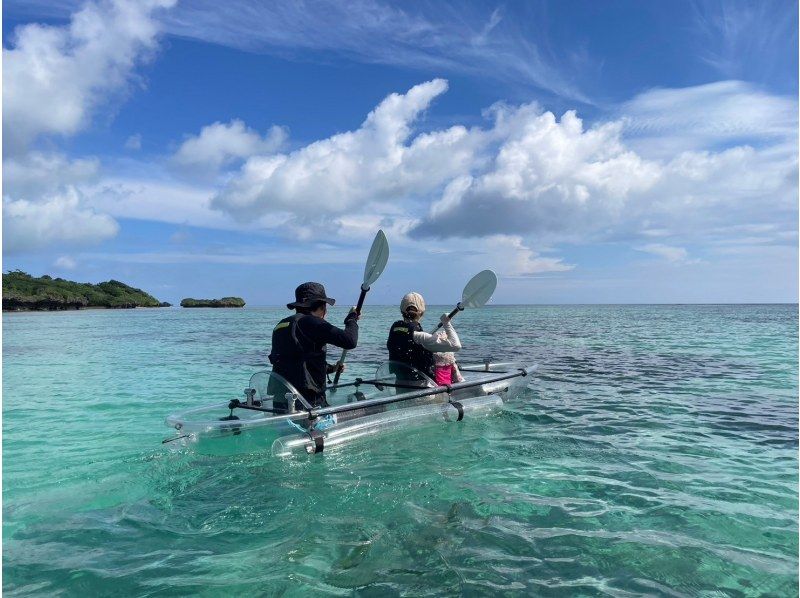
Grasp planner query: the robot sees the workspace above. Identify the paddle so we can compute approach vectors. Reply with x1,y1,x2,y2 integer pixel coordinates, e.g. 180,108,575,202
435,269,498,330
332,230,390,384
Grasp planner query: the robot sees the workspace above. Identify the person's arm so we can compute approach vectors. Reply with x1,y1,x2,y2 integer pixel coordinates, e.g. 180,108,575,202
299,312,359,350
412,316,461,352
443,319,462,351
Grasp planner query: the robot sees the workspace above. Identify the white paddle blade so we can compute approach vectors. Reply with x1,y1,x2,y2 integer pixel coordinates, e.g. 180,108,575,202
461,269,497,308
362,230,390,287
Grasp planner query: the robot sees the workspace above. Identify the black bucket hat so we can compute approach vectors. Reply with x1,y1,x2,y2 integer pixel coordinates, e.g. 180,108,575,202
287,282,336,309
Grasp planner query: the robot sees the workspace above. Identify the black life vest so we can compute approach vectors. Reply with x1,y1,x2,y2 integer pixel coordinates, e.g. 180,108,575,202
268,314,328,408
386,319,435,377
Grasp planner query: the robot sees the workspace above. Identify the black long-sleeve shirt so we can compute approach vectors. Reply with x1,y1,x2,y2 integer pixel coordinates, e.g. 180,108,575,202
296,313,358,352
269,312,358,405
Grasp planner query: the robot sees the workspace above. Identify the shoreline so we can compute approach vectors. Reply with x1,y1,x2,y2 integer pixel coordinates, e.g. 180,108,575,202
4,303,796,314
2,306,173,313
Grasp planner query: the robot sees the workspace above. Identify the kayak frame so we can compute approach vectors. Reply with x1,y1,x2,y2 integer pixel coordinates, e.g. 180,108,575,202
164,362,536,453
231,366,534,423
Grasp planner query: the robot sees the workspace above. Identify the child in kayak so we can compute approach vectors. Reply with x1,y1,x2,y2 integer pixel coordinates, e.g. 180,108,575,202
413,313,464,385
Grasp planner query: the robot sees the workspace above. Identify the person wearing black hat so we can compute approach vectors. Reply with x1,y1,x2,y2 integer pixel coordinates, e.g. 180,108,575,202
268,282,359,411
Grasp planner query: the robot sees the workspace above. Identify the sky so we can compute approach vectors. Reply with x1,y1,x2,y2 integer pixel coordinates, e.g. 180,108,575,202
2,0,798,305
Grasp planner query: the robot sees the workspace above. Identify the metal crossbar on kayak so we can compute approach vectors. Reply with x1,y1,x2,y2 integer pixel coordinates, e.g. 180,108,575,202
312,367,531,420
326,378,431,391
226,400,282,414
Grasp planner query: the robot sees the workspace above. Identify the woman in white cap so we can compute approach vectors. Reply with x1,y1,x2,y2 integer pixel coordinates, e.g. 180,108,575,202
386,292,463,384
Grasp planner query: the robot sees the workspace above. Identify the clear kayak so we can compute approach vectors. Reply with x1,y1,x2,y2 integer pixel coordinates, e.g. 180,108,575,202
163,361,535,456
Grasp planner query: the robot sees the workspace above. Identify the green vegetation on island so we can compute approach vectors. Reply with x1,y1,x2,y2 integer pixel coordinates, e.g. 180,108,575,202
3,270,165,311
180,297,246,308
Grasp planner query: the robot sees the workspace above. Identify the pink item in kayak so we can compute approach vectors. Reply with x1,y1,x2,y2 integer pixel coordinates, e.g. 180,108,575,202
435,365,457,385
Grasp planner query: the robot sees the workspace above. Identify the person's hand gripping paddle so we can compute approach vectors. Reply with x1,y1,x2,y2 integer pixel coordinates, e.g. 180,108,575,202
332,230,390,384
435,269,498,330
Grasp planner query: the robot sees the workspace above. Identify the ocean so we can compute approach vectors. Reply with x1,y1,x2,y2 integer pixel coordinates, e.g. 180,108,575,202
3,305,798,596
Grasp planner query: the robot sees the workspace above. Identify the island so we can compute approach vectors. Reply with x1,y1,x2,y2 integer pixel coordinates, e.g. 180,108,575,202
3,270,165,311
180,297,245,308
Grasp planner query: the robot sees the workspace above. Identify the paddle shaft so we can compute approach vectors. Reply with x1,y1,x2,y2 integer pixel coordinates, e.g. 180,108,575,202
332,286,369,384
435,304,464,330
354,286,369,313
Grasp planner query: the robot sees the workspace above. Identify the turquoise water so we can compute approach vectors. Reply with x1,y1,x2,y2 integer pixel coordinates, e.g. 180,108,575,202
3,305,798,596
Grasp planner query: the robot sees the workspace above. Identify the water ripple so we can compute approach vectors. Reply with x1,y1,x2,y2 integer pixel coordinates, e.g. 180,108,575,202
3,305,798,596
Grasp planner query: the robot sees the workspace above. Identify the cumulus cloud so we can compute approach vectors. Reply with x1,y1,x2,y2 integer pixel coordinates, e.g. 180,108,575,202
3,0,174,155
212,79,482,219
3,189,120,254
3,0,174,254
3,152,100,199
172,120,288,173
203,78,795,273
412,84,797,246
415,106,662,240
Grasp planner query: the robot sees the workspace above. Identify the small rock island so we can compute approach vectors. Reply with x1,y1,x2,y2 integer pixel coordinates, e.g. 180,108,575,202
3,270,166,311
180,297,245,308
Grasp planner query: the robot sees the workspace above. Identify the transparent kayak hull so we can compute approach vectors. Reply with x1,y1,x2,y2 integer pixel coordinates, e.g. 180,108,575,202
164,361,534,456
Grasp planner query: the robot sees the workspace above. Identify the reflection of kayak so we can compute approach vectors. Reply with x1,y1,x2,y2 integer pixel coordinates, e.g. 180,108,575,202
164,361,535,456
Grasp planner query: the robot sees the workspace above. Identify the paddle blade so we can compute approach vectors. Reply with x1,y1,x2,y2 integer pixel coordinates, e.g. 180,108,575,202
362,230,390,287
461,269,497,308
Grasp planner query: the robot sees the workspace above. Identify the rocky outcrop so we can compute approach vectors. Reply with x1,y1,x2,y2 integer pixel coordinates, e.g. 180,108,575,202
180,297,246,308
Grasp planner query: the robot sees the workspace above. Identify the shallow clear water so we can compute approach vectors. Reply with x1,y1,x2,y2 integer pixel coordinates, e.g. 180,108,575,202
3,305,798,596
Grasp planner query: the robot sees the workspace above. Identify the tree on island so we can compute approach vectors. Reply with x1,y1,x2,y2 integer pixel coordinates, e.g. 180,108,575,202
2,270,166,311
180,297,246,308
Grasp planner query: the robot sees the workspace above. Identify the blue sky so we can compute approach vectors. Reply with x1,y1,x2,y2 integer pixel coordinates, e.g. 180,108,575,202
3,0,798,305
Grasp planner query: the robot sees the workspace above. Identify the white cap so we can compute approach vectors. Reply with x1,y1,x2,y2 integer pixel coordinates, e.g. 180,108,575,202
400,292,426,315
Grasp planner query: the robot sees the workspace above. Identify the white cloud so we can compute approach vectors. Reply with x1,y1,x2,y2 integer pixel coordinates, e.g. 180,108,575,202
2,0,593,102
3,151,99,199
85,246,373,265
2,0,175,255
413,83,797,248
414,106,662,240
172,120,287,173
620,80,798,158
3,0,174,155
635,243,696,264
54,255,78,269
479,235,574,276
202,79,795,270
124,133,142,150
690,1,797,83
213,79,481,219
162,0,590,102
81,177,233,230
3,188,119,254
